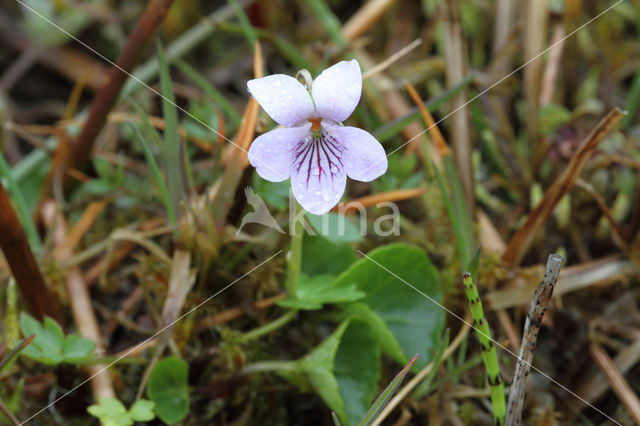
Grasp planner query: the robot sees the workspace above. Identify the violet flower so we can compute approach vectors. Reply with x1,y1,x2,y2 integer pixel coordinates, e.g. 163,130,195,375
247,60,388,215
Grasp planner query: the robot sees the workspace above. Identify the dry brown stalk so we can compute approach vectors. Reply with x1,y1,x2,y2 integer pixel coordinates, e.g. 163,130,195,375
441,0,474,213
568,338,640,417
505,253,563,426
0,182,60,321
590,343,640,424
331,188,427,214
195,293,286,333
523,0,548,142
502,108,625,266
487,255,638,311
42,201,115,401
66,0,176,187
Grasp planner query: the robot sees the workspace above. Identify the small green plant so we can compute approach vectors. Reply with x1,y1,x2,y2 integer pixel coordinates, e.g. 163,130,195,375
18,313,96,365
87,397,155,426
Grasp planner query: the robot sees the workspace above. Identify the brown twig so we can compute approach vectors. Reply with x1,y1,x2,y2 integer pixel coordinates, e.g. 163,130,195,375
502,108,625,266
505,253,563,426
0,182,60,321
590,343,640,424
66,0,176,187
0,394,20,426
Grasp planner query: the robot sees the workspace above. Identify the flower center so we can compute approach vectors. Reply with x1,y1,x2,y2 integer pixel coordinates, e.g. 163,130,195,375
309,117,322,133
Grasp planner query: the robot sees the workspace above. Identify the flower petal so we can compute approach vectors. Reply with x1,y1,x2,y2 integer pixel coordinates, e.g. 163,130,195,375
248,124,312,182
312,60,362,122
247,75,315,127
290,132,347,215
327,125,387,181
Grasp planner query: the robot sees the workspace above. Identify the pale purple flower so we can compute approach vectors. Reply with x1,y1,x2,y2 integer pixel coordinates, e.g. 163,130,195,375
247,60,388,215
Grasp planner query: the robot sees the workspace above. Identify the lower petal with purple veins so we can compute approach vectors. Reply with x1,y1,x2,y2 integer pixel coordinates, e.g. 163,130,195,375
248,124,311,182
290,130,347,215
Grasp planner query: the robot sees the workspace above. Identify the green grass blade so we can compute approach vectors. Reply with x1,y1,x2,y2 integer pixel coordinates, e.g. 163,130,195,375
127,122,177,228
432,162,470,269
0,151,42,255
305,0,345,47
461,272,505,425
358,354,419,426
442,156,474,268
227,0,257,50
174,59,241,126
157,40,186,220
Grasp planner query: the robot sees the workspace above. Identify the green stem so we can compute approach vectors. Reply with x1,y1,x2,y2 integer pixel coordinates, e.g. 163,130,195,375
285,200,304,298
238,309,298,343
241,360,298,375
462,272,505,425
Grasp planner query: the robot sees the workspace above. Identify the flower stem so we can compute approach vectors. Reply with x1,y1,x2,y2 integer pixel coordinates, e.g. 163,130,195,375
240,360,298,375
238,309,298,343
285,200,304,298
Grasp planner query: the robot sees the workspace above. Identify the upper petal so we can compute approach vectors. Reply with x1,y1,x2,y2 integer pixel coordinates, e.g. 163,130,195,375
311,60,362,122
248,123,312,182
326,125,387,182
290,132,347,215
247,75,315,127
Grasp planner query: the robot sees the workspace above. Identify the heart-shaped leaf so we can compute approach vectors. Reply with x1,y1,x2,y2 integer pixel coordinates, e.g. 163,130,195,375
147,356,190,424
333,243,444,369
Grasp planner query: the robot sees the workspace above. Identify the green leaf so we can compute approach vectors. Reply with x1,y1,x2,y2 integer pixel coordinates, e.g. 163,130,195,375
147,356,190,424
301,234,357,277
129,399,156,422
277,274,365,310
306,213,364,243
87,397,155,426
62,335,98,362
87,397,130,426
340,303,405,364
538,103,572,136
334,244,445,369
19,313,95,365
334,321,381,425
278,321,351,424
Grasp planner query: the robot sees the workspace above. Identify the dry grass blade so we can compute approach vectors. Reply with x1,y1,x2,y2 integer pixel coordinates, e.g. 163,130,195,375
505,254,563,426
569,338,640,417
487,255,638,311
502,108,626,266
590,343,640,424
404,81,451,160
212,41,262,226
332,188,427,213
371,315,471,425
135,250,196,399
43,200,115,401
442,0,473,212
341,0,398,42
